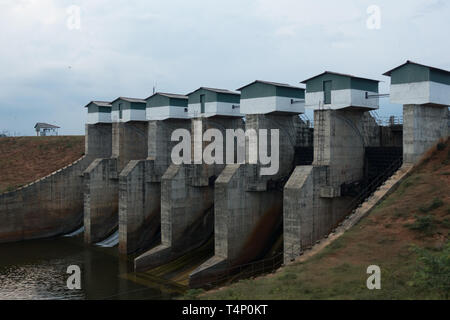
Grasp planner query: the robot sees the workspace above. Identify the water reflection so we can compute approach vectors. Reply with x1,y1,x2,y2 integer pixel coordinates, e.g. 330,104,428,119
0,235,178,300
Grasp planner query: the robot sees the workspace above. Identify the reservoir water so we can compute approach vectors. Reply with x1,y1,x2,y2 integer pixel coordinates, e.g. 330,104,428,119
0,233,181,300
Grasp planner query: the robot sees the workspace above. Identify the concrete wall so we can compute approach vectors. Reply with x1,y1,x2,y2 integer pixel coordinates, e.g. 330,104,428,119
0,124,112,244
87,112,112,125
313,109,378,187
403,104,449,164
240,96,305,115
245,114,303,180
147,119,191,178
214,164,283,263
306,89,379,110
112,121,148,172
283,166,350,263
84,121,148,245
134,164,214,271
390,82,450,106
118,119,191,255
188,102,244,118
85,123,113,158
119,160,161,255
84,158,118,244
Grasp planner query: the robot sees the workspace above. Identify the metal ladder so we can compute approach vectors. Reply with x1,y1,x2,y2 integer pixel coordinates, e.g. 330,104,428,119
316,100,326,164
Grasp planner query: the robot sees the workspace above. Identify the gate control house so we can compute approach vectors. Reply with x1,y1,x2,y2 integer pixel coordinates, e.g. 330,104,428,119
111,97,147,122
384,60,450,106
85,101,112,124
187,87,243,118
237,80,306,115
146,92,189,120
302,71,380,110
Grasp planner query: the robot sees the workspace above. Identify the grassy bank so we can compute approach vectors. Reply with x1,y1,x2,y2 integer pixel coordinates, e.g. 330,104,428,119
188,140,450,300
0,136,85,193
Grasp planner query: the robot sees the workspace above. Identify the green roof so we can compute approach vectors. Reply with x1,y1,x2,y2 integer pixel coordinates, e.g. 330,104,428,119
301,71,379,93
383,60,450,77
301,71,380,84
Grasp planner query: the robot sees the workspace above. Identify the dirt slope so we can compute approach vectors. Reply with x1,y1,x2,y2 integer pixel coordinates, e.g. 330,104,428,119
0,136,85,193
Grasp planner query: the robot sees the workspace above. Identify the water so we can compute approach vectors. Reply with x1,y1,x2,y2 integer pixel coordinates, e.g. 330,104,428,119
95,230,119,248
0,234,180,300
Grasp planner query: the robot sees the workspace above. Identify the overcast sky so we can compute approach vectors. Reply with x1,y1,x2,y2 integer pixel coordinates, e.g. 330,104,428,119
0,0,449,136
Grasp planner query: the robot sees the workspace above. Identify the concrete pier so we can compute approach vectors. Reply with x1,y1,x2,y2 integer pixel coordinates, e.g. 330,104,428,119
85,123,113,158
403,104,448,164
283,109,380,264
383,61,450,164
118,119,191,255
189,114,311,287
134,116,244,271
84,121,148,244
112,122,149,171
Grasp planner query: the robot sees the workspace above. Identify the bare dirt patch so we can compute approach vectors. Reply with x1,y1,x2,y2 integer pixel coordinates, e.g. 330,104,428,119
0,136,84,193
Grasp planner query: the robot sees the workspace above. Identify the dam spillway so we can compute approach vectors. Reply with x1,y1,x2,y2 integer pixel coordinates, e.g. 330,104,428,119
0,61,448,290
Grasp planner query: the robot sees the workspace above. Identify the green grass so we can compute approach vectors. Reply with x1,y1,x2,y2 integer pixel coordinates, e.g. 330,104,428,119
191,243,447,300
412,242,450,299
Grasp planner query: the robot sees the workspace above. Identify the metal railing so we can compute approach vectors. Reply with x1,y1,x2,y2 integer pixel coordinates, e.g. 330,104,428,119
299,114,313,128
370,111,403,126
343,157,403,217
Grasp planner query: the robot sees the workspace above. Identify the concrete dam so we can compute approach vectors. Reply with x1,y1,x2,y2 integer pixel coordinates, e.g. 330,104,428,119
0,61,449,289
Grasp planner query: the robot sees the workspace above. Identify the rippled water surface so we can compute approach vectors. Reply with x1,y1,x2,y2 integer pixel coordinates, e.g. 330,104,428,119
0,236,176,300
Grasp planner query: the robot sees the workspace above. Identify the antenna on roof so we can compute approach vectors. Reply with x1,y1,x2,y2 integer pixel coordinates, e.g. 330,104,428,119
153,82,157,95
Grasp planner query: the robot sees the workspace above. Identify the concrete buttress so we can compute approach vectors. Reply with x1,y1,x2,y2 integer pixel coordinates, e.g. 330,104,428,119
118,119,191,255
283,109,380,264
84,121,148,245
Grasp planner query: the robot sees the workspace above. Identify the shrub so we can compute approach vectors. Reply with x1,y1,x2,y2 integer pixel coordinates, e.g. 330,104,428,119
441,218,450,229
413,242,450,299
183,289,204,300
406,215,436,236
419,198,444,213
436,142,446,151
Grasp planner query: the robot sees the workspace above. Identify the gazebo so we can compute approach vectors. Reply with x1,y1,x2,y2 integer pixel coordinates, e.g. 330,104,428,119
34,123,60,136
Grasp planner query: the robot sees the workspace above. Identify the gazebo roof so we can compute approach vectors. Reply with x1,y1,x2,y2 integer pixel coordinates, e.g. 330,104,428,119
34,123,60,129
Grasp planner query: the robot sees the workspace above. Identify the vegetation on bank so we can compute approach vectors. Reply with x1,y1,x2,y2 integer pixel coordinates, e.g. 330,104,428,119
186,140,450,300
0,136,85,193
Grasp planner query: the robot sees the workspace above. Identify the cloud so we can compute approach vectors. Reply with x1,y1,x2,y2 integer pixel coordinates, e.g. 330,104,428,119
0,0,448,135
274,25,297,37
